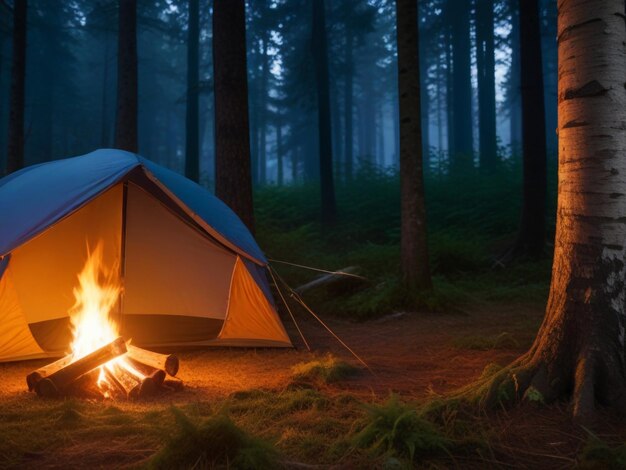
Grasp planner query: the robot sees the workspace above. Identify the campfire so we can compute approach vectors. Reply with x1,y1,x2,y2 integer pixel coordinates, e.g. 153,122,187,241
26,242,182,400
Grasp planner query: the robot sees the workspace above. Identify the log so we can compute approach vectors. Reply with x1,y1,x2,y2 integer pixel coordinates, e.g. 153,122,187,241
129,376,158,400
103,367,130,398
126,344,179,376
26,354,74,391
150,369,166,387
35,337,127,398
65,369,105,400
294,266,368,295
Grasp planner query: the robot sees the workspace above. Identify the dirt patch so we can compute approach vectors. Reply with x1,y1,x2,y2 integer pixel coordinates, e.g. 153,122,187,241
2,302,624,468
0,302,539,402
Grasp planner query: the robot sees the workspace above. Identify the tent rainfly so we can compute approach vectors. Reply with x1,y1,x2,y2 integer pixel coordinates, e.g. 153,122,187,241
0,149,292,362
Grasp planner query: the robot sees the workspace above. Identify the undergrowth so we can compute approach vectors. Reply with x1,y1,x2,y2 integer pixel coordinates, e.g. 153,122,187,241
256,162,556,319
291,354,359,385
149,408,276,469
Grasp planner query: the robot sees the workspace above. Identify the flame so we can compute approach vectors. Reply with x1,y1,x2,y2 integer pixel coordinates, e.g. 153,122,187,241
69,241,143,396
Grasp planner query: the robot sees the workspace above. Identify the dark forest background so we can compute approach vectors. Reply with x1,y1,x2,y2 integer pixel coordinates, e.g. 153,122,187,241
0,0,557,182
0,0,558,315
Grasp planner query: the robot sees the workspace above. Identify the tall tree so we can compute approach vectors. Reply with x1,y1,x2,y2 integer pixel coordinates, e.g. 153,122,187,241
472,0,626,422
507,0,547,258
6,0,27,174
213,0,255,232
396,0,431,291
449,0,473,169
508,0,522,152
185,0,200,182
476,0,497,170
312,0,336,224
114,0,138,152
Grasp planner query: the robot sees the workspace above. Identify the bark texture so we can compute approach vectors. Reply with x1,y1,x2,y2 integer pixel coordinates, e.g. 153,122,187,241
213,0,255,233
114,0,138,153
6,0,27,174
470,0,626,422
396,0,432,291
185,0,200,182
312,0,337,225
510,0,547,258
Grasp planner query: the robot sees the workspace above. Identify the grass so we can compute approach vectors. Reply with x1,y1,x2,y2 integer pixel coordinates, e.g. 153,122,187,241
256,162,557,319
148,408,277,469
291,355,359,385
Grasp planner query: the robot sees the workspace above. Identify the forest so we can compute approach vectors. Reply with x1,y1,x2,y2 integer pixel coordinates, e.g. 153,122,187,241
0,0,625,468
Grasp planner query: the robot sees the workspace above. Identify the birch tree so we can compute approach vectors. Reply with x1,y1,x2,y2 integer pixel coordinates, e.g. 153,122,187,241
470,0,626,422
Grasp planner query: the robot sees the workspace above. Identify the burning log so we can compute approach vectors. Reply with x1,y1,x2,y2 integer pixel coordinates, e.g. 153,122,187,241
65,369,105,399
35,337,127,398
26,354,74,391
126,344,179,377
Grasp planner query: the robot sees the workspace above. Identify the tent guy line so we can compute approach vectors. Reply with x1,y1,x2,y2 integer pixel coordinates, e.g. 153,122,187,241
270,266,375,375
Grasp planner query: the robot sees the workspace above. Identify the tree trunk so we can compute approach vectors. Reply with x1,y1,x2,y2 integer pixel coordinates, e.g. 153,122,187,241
476,0,498,170
509,0,522,153
508,0,547,258
312,0,336,225
6,0,27,174
450,0,473,171
213,0,255,232
445,23,454,162
101,33,111,148
185,0,200,182
114,0,138,153
343,27,354,181
344,32,354,180
258,36,269,186
276,120,283,186
474,0,626,423
396,0,432,291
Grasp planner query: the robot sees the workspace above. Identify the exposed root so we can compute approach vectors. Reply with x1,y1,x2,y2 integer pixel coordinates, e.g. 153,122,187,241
449,350,626,428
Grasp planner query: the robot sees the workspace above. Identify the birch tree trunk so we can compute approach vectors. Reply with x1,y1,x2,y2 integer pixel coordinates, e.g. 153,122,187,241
473,0,626,422
396,0,431,291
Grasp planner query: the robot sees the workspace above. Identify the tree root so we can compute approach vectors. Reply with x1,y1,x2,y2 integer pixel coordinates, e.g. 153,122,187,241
446,351,626,427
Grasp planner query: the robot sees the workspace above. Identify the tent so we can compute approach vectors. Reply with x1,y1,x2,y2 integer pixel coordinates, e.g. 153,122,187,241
0,149,292,362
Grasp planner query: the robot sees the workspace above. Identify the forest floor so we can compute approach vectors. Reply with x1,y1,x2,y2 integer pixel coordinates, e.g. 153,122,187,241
1,300,625,468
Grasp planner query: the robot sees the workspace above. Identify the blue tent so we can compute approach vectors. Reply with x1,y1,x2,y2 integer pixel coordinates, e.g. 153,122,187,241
0,149,291,362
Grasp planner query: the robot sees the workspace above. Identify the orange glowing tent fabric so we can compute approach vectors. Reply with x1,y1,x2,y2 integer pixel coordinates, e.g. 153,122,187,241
0,149,291,362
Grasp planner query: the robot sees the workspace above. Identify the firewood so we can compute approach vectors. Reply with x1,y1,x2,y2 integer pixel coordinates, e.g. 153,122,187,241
34,337,127,398
150,369,166,387
103,367,129,398
129,376,159,400
126,344,179,376
26,354,73,391
65,369,105,400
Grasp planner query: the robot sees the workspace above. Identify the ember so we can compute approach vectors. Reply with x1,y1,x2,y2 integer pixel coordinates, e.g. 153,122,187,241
26,242,182,400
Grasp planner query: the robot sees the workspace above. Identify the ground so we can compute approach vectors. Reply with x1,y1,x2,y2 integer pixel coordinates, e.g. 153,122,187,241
1,302,624,468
